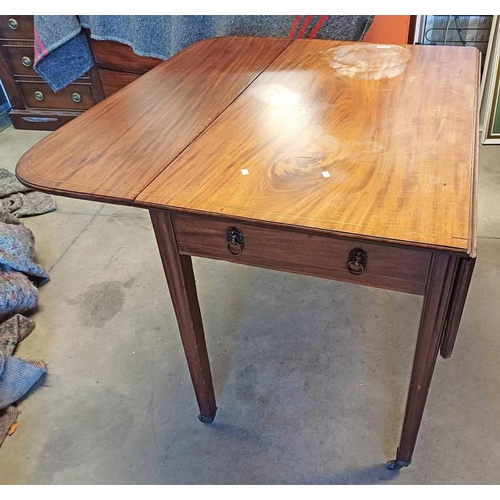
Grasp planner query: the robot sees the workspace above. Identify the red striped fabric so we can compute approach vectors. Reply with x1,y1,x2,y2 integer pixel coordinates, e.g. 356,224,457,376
297,15,314,38
33,28,49,64
289,15,302,38
309,15,329,38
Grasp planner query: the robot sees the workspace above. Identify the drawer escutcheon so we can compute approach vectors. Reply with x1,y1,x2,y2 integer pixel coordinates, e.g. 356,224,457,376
347,247,368,275
226,227,244,256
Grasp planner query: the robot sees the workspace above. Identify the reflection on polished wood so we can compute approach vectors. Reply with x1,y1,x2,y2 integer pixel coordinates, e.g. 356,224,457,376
136,40,479,254
16,37,291,203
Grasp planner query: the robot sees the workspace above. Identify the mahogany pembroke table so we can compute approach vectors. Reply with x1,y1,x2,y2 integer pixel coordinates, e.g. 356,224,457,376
16,37,479,469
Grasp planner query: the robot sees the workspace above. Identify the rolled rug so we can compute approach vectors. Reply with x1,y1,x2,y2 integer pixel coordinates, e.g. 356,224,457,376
0,315,36,357
0,222,50,285
0,272,40,318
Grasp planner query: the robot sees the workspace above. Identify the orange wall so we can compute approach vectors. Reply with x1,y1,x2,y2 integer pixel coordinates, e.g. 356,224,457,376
363,15,411,44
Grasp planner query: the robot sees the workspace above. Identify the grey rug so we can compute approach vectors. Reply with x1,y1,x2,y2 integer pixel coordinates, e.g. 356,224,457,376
0,168,56,221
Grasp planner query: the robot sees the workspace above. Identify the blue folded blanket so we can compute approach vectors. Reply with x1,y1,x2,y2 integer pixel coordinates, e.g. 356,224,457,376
34,15,373,91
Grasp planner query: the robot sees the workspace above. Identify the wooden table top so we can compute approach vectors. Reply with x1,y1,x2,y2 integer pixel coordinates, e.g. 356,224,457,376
17,37,479,255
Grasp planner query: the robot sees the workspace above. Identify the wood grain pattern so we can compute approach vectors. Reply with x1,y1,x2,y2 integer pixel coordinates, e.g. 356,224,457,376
136,39,479,254
150,210,217,423
172,213,431,295
16,37,292,204
440,256,476,359
394,253,458,465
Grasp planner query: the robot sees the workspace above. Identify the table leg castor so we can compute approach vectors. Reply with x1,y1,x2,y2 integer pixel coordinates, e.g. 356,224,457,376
198,414,215,424
386,459,411,470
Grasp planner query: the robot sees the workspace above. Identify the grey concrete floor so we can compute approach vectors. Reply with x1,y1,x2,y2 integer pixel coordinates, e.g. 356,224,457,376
0,125,499,484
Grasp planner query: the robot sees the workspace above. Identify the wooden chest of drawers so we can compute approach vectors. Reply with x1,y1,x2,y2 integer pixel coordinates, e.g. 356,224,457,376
89,33,162,97
0,15,104,130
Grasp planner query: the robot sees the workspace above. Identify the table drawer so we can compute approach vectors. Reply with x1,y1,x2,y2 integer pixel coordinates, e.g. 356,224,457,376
18,81,95,110
172,214,431,295
2,44,36,76
0,16,33,40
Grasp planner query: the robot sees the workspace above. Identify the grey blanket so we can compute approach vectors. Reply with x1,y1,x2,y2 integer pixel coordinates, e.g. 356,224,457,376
0,169,56,222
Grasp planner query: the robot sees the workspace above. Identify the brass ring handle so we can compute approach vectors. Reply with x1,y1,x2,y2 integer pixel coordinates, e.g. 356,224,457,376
347,260,364,275
72,92,82,103
346,248,368,276
21,56,32,67
226,227,244,256
8,18,18,30
226,240,243,256
34,91,44,101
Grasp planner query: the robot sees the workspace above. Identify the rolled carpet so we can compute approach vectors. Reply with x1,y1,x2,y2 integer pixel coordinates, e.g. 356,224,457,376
0,314,36,357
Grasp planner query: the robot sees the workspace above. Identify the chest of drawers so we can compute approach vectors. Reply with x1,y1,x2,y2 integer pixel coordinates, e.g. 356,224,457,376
0,15,104,130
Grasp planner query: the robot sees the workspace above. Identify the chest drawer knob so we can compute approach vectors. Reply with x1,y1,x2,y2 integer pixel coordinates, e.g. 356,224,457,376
8,18,18,30
34,91,44,101
21,56,32,67
72,92,82,103
347,247,368,275
226,227,244,256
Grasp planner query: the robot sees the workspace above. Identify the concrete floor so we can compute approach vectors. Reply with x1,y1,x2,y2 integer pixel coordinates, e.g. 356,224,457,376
0,125,499,484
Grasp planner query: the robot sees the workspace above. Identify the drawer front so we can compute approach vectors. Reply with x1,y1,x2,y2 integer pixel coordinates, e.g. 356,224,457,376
0,16,33,40
18,81,95,110
9,109,81,131
2,44,36,76
172,214,432,295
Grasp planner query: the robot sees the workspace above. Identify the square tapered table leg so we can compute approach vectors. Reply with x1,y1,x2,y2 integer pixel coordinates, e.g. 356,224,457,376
150,209,217,423
387,253,459,469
